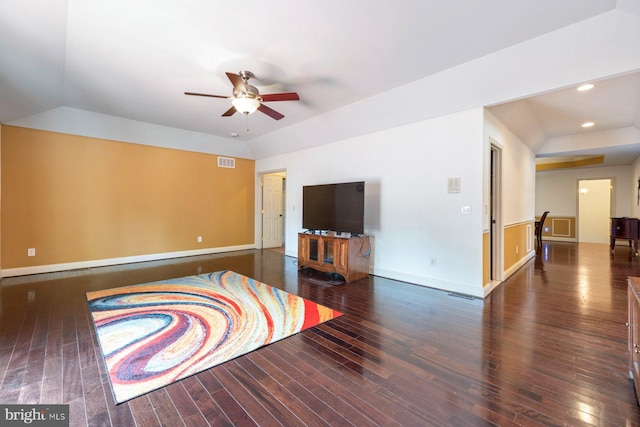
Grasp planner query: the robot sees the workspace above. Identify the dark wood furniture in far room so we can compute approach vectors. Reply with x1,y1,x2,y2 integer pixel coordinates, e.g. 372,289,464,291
298,233,370,282
535,210,549,247
611,217,639,255
628,276,640,405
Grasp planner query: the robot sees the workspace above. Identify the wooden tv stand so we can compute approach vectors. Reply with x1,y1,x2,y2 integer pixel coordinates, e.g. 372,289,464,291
298,233,370,282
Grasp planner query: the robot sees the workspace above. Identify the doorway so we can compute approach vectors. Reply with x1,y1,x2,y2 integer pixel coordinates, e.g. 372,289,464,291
578,178,612,244
261,172,286,250
490,144,503,283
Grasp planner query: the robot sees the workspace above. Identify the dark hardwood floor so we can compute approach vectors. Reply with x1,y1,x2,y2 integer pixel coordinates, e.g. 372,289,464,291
1,241,640,426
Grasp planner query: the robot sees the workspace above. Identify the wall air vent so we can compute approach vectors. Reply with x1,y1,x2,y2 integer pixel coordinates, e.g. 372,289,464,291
217,157,235,168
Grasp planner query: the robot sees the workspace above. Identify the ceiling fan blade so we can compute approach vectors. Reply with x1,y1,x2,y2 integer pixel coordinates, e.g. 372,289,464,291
222,106,237,117
260,92,300,102
184,92,228,99
258,104,284,120
226,72,247,93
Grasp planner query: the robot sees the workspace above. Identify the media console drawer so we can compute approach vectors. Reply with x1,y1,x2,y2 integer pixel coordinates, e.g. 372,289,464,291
298,233,370,283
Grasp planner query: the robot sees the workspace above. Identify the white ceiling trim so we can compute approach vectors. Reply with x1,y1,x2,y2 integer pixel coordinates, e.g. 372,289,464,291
537,127,640,155
8,107,253,158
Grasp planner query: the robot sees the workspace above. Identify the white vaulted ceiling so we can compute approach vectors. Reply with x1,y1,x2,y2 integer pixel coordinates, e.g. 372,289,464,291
1,0,639,161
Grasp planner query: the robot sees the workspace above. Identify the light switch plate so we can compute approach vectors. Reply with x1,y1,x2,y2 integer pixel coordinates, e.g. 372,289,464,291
448,177,460,193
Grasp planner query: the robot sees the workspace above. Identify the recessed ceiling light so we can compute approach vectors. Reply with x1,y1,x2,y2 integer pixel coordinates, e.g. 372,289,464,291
581,122,595,128
577,83,594,92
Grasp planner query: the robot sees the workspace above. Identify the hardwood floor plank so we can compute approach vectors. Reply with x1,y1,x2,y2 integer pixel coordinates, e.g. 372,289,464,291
0,369,25,402
213,363,283,426
0,244,639,426
224,361,306,426
61,301,78,346
30,298,51,350
274,339,418,426
262,345,388,427
105,398,136,427
247,350,357,427
17,346,45,404
6,324,34,372
181,376,235,427
194,369,224,395
0,295,26,350
81,362,111,427
0,347,16,388
165,381,208,425
128,396,161,427
62,342,83,403
67,396,87,427
208,384,259,427
147,388,185,426
238,354,331,427
77,337,97,370
41,355,63,404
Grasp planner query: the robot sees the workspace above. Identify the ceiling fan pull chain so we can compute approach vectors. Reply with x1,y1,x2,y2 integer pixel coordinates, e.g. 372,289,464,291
245,112,250,132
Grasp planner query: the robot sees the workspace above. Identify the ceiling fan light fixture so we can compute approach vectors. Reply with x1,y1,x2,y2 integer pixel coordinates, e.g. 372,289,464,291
231,96,260,114
186,71,298,121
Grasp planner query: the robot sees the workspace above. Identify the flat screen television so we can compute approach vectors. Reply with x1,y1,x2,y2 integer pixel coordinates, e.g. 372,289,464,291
302,181,365,234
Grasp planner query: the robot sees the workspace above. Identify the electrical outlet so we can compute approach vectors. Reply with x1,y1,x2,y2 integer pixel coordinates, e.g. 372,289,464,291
197,236,202,243
27,248,36,257
430,257,437,267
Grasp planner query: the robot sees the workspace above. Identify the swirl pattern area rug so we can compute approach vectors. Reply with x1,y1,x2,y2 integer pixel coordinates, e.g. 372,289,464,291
86,270,342,403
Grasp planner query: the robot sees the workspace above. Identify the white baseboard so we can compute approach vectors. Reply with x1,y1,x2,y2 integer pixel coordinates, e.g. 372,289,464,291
503,250,536,279
481,250,534,297
483,280,502,297
1,244,256,278
541,237,577,243
372,267,484,298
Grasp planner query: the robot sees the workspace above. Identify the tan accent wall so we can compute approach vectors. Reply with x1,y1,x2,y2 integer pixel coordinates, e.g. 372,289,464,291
483,231,489,286
536,215,576,240
504,222,533,272
536,155,604,171
1,126,255,269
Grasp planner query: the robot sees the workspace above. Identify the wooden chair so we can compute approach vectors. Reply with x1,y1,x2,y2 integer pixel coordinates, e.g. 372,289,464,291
535,211,549,248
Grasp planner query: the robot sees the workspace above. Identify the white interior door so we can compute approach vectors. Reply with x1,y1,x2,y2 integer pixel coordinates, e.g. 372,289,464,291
262,174,284,248
578,179,611,244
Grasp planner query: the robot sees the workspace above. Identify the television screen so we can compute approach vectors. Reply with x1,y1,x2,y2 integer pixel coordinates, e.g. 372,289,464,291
302,181,365,234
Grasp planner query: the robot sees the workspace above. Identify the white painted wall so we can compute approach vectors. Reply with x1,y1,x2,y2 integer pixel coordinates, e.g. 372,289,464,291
632,158,640,218
483,110,536,231
536,166,632,220
257,108,486,297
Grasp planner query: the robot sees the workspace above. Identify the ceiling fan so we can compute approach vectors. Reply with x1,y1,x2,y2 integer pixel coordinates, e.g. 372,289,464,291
185,71,299,121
